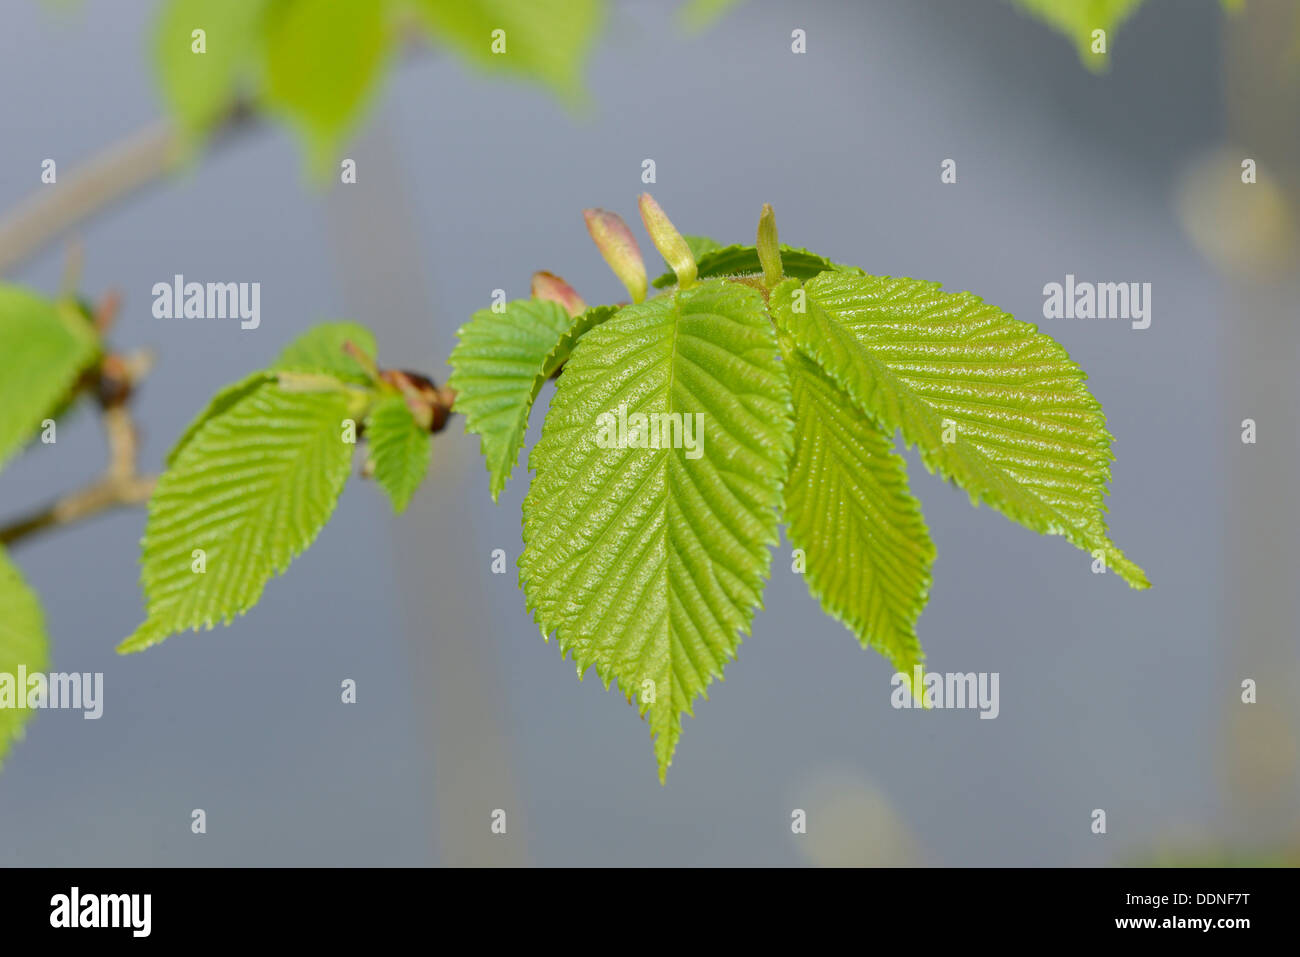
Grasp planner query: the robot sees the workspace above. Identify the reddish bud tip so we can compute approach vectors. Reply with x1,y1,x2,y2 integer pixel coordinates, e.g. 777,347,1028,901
583,208,648,304
531,271,587,317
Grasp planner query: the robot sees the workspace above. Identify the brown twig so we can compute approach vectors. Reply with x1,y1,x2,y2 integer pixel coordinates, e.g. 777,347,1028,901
0,305,158,547
0,103,259,277
377,368,457,433
0,474,156,547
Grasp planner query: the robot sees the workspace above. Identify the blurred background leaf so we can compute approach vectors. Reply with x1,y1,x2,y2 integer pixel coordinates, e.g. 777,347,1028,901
154,0,607,172
1006,0,1145,70
0,547,51,769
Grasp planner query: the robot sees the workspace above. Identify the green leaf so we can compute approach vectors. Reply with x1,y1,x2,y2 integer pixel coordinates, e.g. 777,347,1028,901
448,300,615,501
154,0,269,137
1006,0,1145,70
409,0,604,99
263,0,391,169
154,0,611,165
549,305,619,363
271,321,378,383
678,0,744,31
0,546,51,769
168,323,376,467
783,348,934,674
166,371,277,467
366,395,432,513
651,243,842,289
121,382,356,653
682,234,723,262
772,273,1148,587
520,280,792,781
654,235,725,284
0,286,100,471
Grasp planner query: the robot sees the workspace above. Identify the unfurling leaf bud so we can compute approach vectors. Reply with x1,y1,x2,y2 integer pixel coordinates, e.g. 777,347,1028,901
342,339,380,382
756,203,783,287
583,209,648,304
531,271,587,317
378,369,454,432
638,193,696,290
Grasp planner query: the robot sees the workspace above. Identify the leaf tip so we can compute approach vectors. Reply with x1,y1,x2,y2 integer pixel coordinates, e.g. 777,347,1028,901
117,623,162,655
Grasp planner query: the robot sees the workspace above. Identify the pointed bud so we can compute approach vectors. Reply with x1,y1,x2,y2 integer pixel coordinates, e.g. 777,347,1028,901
756,203,783,287
530,271,587,317
378,369,452,432
342,339,380,381
638,193,696,290
583,208,647,304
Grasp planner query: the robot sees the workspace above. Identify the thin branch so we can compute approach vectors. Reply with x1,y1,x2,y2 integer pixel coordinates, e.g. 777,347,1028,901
0,310,158,547
0,34,444,278
0,402,156,546
0,474,156,547
0,104,258,277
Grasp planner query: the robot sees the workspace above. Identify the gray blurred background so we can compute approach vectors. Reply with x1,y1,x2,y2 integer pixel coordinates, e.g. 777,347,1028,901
1,0,1297,866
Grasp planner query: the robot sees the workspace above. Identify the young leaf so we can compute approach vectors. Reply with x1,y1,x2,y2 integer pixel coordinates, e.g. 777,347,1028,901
520,280,793,781
0,286,99,471
263,0,390,169
448,299,615,501
783,348,934,674
682,234,723,263
651,243,843,289
530,271,586,316
271,321,379,383
773,274,1147,587
410,0,604,99
0,546,50,769
121,382,356,653
639,193,697,289
154,0,269,138
168,323,375,467
154,0,617,165
366,395,432,513
166,371,277,467
585,209,648,303
1007,0,1144,70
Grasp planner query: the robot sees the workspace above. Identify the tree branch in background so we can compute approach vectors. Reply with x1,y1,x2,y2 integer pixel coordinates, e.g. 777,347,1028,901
0,471,156,548
0,293,157,547
0,102,259,277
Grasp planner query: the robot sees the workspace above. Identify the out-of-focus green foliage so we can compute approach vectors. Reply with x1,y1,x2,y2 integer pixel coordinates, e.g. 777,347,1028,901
154,0,606,171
